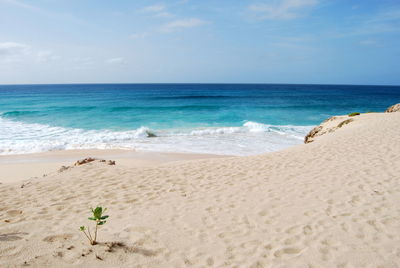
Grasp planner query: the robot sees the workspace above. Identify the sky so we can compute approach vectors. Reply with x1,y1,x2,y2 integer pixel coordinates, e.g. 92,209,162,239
0,0,399,85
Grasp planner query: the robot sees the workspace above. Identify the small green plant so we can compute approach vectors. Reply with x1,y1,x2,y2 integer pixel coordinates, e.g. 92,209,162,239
79,207,109,245
348,112,360,117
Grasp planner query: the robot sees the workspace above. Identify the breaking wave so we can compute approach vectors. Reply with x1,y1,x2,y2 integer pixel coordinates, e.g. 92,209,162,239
0,117,312,156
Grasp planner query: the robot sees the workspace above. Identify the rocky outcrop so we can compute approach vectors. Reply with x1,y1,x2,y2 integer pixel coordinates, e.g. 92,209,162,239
56,158,116,173
74,157,96,166
305,103,400,143
304,116,354,143
304,126,323,144
385,103,400,113
74,157,116,166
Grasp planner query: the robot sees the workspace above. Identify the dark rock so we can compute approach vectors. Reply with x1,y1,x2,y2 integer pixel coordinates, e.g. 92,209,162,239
74,157,96,166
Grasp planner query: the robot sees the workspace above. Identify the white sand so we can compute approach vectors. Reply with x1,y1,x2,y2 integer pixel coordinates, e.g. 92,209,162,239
0,150,227,184
1,112,400,267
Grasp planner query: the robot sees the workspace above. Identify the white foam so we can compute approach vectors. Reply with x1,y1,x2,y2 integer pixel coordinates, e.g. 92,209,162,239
0,117,313,156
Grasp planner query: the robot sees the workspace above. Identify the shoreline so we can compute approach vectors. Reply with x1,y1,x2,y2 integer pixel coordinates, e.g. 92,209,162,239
0,116,311,157
0,110,392,184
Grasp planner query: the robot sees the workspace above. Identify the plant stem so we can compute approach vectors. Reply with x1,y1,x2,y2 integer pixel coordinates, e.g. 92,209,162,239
94,222,98,244
82,230,92,244
87,226,94,244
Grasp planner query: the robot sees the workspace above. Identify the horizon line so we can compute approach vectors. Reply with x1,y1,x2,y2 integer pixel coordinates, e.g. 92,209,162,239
0,82,399,87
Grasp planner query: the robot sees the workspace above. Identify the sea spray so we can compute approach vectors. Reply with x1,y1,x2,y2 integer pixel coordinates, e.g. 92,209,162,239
0,117,312,156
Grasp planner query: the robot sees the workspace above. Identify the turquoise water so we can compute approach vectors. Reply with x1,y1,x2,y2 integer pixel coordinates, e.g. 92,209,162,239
0,84,399,155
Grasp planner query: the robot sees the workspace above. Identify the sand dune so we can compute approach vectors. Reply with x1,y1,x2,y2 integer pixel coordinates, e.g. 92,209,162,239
1,112,400,267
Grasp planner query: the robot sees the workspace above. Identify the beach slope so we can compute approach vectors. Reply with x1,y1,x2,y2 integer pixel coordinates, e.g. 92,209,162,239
1,111,400,267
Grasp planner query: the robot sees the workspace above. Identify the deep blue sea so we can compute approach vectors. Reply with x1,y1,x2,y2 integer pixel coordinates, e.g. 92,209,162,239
1,83,399,155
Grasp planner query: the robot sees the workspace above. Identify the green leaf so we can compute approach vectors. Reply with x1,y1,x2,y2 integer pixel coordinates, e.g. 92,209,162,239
79,226,85,231
97,221,106,225
88,217,96,221
93,207,103,219
100,215,109,220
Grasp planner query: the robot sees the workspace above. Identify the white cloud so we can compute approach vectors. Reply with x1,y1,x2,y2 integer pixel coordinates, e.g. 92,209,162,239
361,8,400,34
249,0,318,20
331,7,400,38
370,8,400,23
140,3,174,18
37,51,60,62
0,42,30,56
141,4,165,13
1,0,85,24
106,57,125,64
1,0,40,11
160,18,209,33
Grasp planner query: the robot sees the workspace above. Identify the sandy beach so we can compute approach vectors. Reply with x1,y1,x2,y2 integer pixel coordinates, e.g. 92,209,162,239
1,110,400,267
0,150,227,184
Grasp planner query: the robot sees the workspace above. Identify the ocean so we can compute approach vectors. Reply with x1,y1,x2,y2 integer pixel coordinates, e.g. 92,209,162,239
0,83,399,156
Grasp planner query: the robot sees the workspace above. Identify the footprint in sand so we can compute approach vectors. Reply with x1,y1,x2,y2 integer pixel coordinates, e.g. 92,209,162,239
6,210,23,216
43,233,74,242
274,247,303,258
0,232,28,241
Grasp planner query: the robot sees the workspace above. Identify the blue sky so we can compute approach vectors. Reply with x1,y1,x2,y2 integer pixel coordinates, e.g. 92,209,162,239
0,0,399,85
